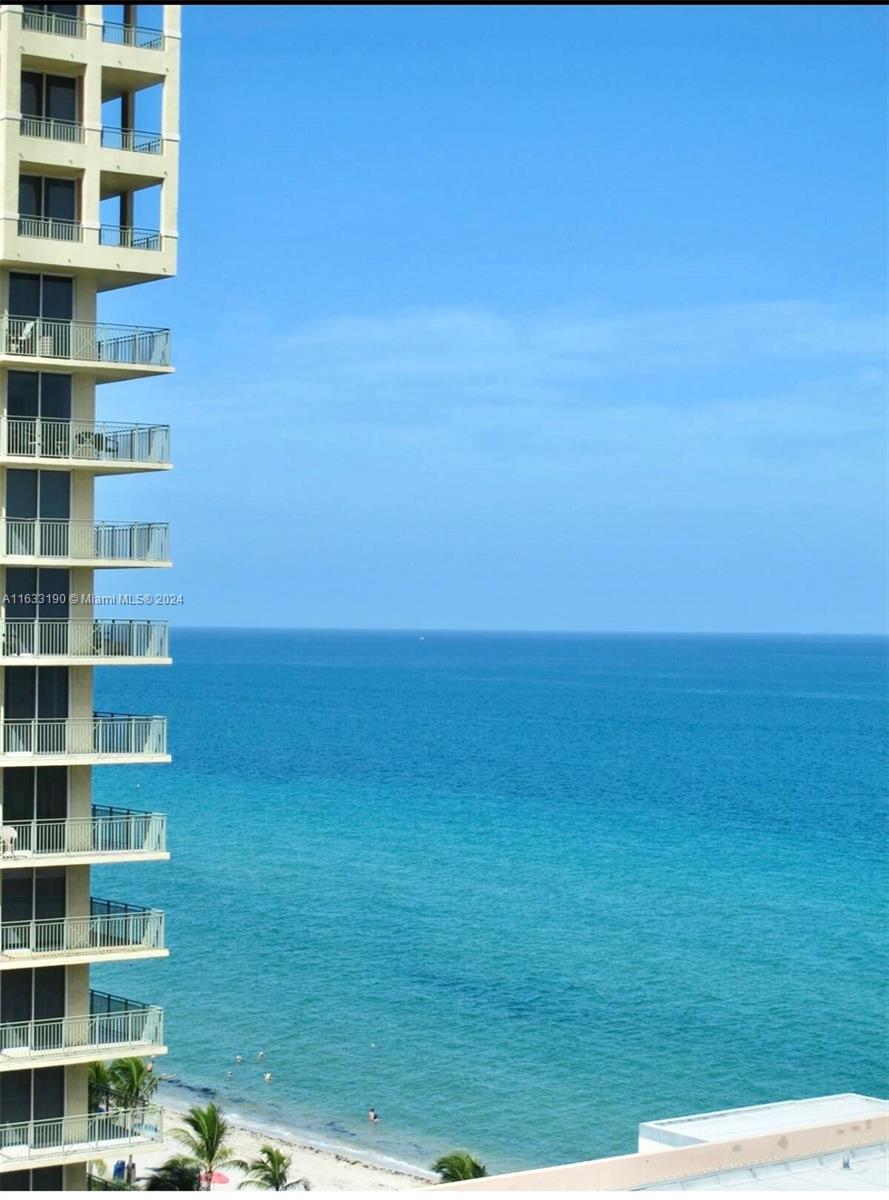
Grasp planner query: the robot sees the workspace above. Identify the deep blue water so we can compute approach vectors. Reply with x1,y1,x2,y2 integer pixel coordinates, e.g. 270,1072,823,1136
92,631,888,1172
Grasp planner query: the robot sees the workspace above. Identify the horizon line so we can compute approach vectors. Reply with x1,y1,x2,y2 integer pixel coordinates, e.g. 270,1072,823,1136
156,625,889,639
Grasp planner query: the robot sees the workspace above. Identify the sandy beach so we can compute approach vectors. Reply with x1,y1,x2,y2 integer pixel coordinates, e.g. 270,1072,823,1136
96,1103,433,1191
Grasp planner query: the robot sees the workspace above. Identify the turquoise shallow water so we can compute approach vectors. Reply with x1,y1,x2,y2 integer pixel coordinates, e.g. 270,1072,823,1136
92,632,888,1173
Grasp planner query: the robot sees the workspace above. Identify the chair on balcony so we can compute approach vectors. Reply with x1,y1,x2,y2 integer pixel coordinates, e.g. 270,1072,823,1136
75,428,108,459
7,320,36,356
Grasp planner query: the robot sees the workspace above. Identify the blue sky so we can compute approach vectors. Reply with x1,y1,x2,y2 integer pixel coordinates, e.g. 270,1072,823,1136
100,5,887,632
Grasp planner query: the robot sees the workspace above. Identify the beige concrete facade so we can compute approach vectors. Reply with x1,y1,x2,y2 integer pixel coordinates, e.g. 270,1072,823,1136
0,4,179,1187
436,1112,889,1192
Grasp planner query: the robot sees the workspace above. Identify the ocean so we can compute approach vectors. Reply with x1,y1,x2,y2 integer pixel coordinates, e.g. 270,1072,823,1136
91,631,888,1173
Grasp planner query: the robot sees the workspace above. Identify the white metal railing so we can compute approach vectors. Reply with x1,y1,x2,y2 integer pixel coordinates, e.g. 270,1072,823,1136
0,992,163,1060
1,619,169,660
99,224,162,251
1,519,169,562
22,7,85,38
17,215,82,242
1,714,167,758
101,126,163,154
0,1105,163,1160
2,416,170,464
0,903,165,960
102,20,165,50
20,115,84,143
0,808,166,860
1,315,171,367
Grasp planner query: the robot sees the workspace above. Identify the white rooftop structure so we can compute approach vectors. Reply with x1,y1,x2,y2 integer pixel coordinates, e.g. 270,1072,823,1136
638,1093,889,1151
635,1141,889,1191
435,1092,889,1192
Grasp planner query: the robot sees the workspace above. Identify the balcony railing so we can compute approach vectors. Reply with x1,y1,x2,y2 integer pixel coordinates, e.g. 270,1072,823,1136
0,1106,163,1161
1,619,169,660
22,7,85,38
18,215,83,242
2,416,170,465
1,713,167,758
103,20,165,50
20,115,84,143
99,224,162,251
0,900,165,961
1,315,171,367
1,519,169,562
0,806,166,861
0,990,163,1062
101,126,163,154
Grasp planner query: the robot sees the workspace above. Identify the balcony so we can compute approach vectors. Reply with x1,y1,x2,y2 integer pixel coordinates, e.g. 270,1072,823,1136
0,990,164,1071
18,215,82,243
100,224,162,251
0,806,167,867
101,126,163,155
0,1106,163,1166
103,21,165,50
0,900,166,968
0,519,170,566
0,713,168,765
1,619,170,664
1,416,170,472
20,116,83,144
22,7,85,38
0,315,171,373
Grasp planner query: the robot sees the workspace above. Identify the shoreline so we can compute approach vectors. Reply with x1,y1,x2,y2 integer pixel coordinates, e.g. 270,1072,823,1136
156,1079,437,1182
102,1082,437,1191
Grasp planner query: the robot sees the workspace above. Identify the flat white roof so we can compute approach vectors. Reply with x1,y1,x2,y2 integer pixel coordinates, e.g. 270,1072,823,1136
639,1094,889,1147
635,1141,889,1191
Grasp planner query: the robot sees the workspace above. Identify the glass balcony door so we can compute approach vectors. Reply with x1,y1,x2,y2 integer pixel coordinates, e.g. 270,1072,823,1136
4,667,69,752
0,967,66,1053
19,175,78,241
5,469,71,557
4,567,71,657
21,71,78,124
7,371,73,461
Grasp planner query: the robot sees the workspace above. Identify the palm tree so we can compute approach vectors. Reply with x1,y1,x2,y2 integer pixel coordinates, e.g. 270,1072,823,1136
88,1061,115,1112
431,1151,489,1182
143,1155,202,1191
109,1056,159,1108
234,1145,310,1190
172,1102,240,1190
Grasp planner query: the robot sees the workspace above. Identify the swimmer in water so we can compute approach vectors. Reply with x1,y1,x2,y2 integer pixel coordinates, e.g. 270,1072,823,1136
368,1107,379,1123
263,1072,272,1083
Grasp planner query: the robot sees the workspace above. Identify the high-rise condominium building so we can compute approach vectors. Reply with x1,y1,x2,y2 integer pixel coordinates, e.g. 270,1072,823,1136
0,3,179,1189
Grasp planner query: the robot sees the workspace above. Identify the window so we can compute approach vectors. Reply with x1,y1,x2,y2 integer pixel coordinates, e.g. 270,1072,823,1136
0,1067,64,1128
0,967,65,1027
19,175,78,239
6,470,71,521
25,4,79,15
5,466,72,557
7,372,72,421
4,568,71,654
9,274,74,321
21,72,78,123
4,667,69,720
2,768,68,822
7,373,73,462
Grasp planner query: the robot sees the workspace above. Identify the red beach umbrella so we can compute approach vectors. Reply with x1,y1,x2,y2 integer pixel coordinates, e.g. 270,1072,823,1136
202,1170,230,1186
